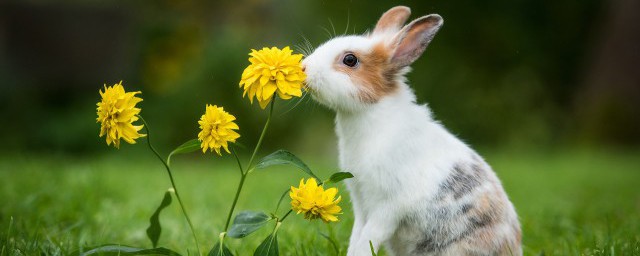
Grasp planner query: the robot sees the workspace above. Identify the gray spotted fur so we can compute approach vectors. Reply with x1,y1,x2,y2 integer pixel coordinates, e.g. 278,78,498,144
387,156,521,256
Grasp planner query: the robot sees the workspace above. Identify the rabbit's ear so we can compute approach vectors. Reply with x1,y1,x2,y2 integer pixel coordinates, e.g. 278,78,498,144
372,6,411,36
389,14,443,68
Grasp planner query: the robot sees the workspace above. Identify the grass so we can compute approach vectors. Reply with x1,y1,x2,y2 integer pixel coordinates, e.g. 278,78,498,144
0,148,639,255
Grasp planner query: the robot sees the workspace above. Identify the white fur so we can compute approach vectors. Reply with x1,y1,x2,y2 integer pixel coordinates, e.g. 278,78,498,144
337,86,479,255
303,16,519,256
303,36,376,113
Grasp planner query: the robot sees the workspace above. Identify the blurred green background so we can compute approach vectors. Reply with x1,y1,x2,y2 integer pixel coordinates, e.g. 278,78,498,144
1,0,638,154
1,0,639,255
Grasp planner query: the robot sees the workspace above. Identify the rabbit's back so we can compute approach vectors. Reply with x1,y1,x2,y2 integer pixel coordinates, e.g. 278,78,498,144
388,157,522,256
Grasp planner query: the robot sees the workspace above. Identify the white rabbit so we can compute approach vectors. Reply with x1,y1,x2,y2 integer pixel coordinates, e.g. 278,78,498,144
302,6,522,256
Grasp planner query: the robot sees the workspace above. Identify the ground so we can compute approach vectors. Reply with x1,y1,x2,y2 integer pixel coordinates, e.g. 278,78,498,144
1,148,639,255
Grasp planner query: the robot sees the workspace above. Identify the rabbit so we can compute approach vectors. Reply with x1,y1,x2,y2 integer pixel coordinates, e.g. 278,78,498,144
301,6,522,256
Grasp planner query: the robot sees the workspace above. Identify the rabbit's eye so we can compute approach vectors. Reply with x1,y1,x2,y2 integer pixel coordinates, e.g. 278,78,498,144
342,54,358,67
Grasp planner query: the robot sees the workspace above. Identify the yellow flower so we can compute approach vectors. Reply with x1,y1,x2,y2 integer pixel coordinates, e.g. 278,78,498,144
96,81,146,148
239,46,306,109
197,104,240,155
290,178,342,222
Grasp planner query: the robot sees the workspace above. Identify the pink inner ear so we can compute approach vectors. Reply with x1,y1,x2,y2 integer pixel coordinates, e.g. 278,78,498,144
391,16,442,67
373,6,411,35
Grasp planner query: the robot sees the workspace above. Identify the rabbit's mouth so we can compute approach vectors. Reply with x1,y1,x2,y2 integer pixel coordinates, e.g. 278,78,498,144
302,72,318,93
301,79,323,100
303,82,318,95
303,83,319,100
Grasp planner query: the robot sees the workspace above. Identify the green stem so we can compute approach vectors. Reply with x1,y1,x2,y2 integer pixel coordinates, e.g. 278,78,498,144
273,188,289,214
138,115,201,255
273,221,282,233
222,100,275,231
280,209,293,222
230,146,243,175
246,99,275,171
223,172,247,231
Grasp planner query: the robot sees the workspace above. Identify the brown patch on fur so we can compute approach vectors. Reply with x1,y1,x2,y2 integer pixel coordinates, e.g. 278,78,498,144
462,188,521,255
510,223,523,255
465,227,521,256
333,43,400,103
372,6,411,35
469,190,504,229
514,222,522,244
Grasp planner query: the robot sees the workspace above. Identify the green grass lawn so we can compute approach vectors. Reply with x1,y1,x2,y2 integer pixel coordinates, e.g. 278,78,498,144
1,148,639,255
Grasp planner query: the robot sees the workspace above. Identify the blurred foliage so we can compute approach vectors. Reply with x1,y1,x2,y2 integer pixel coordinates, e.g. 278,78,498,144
0,0,637,155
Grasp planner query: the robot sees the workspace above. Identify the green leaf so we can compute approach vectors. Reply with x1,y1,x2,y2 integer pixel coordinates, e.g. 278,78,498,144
74,245,181,256
369,241,377,256
146,191,173,248
208,241,233,256
167,139,201,166
327,172,354,184
253,234,278,256
255,150,320,180
227,211,272,238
